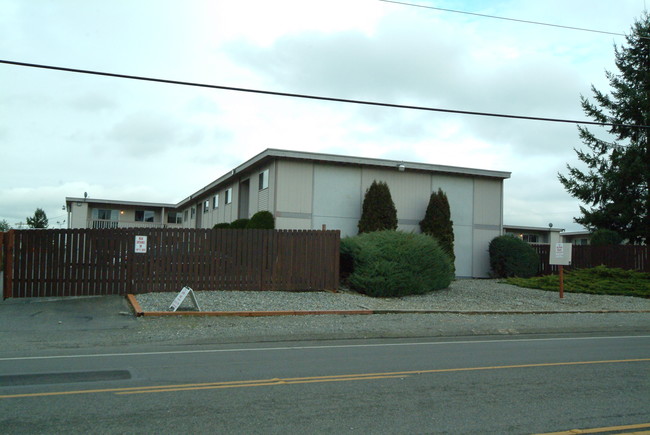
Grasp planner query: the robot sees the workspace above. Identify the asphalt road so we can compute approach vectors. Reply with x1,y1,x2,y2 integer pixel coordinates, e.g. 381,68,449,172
1,334,649,434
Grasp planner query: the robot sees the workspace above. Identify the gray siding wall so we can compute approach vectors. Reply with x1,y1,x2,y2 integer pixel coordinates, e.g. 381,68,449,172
185,162,276,229
432,175,474,278
275,160,313,230
179,159,504,277
272,160,504,278
313,164,362,235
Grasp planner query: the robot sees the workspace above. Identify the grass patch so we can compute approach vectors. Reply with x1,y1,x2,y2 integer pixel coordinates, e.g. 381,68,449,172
505,265,650,298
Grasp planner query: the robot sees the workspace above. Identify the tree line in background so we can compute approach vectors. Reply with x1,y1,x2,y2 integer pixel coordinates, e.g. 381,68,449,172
0,208,49,231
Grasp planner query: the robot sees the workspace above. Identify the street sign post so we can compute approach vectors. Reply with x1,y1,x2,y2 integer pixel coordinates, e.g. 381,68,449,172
549,243,572,299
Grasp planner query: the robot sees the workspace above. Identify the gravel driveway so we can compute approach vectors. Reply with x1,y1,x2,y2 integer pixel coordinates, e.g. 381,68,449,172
135,279,650,313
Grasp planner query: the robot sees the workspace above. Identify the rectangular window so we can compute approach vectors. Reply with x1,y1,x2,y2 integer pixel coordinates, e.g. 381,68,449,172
135,210,155,222
203,200,210,213
213,194,219,209
191,207,196,219
522,234,538,243
92,209,118,228
184,210,189,222
258,169,269,190
167,212,182,224
225,188,232,204
95,209,117,221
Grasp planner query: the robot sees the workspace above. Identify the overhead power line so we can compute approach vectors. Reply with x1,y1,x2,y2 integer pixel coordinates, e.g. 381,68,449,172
379,0,650,40
1,59,648,129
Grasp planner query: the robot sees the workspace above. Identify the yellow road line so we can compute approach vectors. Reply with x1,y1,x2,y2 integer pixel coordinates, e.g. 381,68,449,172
1,358,648,399
116,374,408,395
534,422,650,434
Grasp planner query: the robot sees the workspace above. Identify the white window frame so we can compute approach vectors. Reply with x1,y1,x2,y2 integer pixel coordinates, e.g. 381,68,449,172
213,194,219,209
225,188,232,204
258,169,269,190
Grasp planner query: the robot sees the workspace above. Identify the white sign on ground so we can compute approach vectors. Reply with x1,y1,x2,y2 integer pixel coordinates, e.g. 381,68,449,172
169,286,201,312
549,243,572,266
134,235,147,253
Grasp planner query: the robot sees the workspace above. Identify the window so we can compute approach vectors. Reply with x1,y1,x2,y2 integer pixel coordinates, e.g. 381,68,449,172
213,194,219,209
91,209,118,228
258,169,269,190
94,209,117,221
191,207,196,219
184,210,189,222
204,200,210,213
135,210,155,222
225,188,232,204
522,234,539,243
167,212,182,224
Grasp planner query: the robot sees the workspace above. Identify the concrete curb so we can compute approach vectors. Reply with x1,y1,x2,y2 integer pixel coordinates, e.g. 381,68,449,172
125,295,650,317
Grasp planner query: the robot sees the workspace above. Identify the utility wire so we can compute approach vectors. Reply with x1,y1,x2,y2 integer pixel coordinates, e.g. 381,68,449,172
379,0,650,40
1,59,648,129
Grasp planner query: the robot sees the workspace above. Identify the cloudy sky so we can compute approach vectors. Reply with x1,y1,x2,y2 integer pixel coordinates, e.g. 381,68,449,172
0,0,646,231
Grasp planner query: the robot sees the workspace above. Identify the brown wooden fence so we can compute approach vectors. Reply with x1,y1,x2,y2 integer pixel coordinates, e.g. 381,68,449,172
1,228,340,298
532,244,649,275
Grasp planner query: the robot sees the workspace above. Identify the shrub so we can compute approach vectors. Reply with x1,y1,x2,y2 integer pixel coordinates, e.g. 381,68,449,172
229,218,250,229
213,223,231,229
420,188,455,267
590,229,623,246
358,180,398,234
246,211,275,229
343,230,453,297
489,235,539,278
506,266,650,298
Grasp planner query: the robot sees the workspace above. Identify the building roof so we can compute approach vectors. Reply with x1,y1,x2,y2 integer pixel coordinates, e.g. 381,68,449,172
66,197,177,209
503,224,565,233
177,148,512,207
561,230,591,237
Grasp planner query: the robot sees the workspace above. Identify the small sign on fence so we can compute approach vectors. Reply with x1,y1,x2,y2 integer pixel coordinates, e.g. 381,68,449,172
169,286,201,312
134,235,147,253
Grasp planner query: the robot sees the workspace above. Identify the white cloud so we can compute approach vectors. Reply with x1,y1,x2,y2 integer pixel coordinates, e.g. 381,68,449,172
0,0,644,233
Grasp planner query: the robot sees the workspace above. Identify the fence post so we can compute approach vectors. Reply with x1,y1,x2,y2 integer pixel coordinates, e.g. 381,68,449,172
3,230,14,299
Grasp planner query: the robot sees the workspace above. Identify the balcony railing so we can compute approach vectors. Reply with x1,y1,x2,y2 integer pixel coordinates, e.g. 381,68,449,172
88,219,183,229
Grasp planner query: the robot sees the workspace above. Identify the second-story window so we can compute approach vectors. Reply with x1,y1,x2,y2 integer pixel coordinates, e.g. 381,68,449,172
135,210,154,222
259,169,269,190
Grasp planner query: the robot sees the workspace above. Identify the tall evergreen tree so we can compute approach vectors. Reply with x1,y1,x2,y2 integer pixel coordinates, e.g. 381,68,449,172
26,208,48,229
358,180,398,234
419,188,455,263
558,13,649,244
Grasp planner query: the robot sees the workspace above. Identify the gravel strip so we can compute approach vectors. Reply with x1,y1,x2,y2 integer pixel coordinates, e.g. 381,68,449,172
135,279,650,313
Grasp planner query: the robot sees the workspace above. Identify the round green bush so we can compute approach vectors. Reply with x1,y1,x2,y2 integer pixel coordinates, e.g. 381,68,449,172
229,218,250,229
342,230,453,297
590,229,623,246
246,211,275,229
213,223,231,229
489,235,539,278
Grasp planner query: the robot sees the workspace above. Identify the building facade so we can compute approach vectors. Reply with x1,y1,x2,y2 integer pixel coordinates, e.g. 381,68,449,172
67,149,511,277
503,225,565,245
